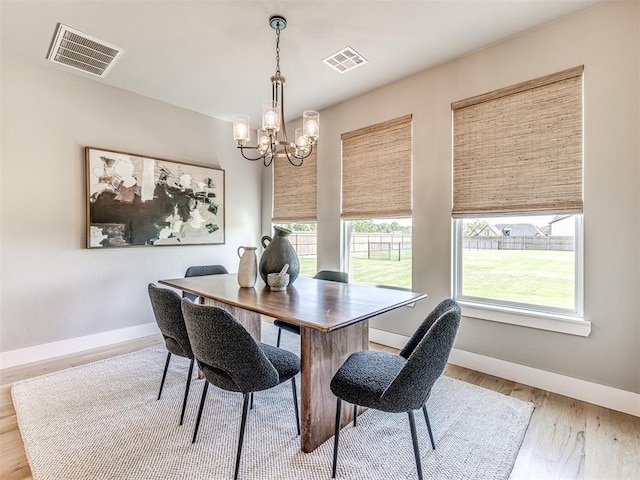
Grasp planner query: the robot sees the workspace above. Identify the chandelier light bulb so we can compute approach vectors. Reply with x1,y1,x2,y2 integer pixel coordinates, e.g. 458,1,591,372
233,114,250,144
303,111,320,142
257,129,270,154
262,101,281,131
295,128,311,157
295,128,309,147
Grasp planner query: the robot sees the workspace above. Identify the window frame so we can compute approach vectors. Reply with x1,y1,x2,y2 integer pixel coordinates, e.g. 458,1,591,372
452,215,589,336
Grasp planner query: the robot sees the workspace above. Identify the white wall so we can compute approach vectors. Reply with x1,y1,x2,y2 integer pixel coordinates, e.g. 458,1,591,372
307,1,639,393
0,54,263,353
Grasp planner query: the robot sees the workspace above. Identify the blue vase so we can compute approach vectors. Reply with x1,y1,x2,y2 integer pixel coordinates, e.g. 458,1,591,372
259,226,300,285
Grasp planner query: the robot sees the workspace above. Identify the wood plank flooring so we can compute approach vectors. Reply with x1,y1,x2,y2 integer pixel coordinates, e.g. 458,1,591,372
1,335,638,480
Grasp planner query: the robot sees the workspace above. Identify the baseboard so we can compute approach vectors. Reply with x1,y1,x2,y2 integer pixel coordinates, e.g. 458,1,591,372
0,322,160,369
369,327,640,418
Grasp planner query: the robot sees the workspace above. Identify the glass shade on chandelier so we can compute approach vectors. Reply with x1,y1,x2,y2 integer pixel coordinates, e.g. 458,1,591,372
233,15,319,167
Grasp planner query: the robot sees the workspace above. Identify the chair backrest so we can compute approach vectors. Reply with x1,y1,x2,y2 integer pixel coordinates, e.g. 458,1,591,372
148,283,193,359
182,264,228,302
380,300,461,412
181,299,280,393
314,270,349,283
399,298,459,359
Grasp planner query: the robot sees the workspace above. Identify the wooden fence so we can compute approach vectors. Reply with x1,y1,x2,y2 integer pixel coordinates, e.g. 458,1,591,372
464,236,574,251
286,232,413,260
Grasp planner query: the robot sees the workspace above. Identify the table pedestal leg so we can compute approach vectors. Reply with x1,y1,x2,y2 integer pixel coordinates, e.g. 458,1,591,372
300,320,369,453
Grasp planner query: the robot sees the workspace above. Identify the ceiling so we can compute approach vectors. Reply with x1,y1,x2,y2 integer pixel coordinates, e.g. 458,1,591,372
1,0,603,127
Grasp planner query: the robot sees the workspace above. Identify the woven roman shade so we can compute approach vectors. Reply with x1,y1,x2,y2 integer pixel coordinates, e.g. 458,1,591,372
272,148,317,222
341,114,412,219
452,66,584,217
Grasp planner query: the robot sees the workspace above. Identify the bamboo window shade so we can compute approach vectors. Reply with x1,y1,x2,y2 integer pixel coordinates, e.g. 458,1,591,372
451,66,584,217
272,148,317,222
341,114,412,219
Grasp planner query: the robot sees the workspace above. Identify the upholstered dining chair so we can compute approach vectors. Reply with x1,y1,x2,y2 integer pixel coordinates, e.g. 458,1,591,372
148,283,196,426
329,299,461,480
273,270,349,347
182,264,228,302
181,299,301,480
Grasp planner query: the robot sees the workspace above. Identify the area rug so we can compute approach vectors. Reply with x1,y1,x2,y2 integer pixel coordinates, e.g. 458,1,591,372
12,324,534,479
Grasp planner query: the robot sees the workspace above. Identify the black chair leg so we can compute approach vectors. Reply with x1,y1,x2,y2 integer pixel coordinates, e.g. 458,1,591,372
250,392,254,410
408,410,424,480
422,404,436,450
192,381,209,444
157,352,171,400
353,404,358,426
291,377,301,435
233,394,251,480
332,398,342,478
179,358,195,426
276,328,282,348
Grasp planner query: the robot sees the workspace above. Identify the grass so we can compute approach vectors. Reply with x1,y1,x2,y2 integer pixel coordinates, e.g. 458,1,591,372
462,249,574,309
299,248,575,309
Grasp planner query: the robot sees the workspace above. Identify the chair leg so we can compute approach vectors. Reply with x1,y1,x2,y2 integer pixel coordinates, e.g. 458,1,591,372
353,404,358,427
191,381,209,444
157,352,172,400
291,377,301,435
233,394,251,480
422,403,436,450
179,358,195,426
250,392,254,410
408,410,424,480
332,398,342,478
276,328,282,348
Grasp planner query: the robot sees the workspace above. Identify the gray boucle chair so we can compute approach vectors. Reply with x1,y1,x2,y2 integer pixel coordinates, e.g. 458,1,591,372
182,264,228,302
330,299,461,480
273,270,348,347
148,283,196,426
181,299,301,480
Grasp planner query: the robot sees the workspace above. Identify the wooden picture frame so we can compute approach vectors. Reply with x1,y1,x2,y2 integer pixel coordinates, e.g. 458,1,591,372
85,147,225,248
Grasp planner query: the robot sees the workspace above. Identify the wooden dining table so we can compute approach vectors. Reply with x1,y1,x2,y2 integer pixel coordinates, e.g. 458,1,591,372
159,273,427,452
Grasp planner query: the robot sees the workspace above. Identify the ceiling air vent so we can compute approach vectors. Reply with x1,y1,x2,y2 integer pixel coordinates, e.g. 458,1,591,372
322,46,367,74
46,23,124,78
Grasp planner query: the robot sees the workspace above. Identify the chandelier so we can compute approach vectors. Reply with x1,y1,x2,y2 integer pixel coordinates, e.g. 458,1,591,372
232,15,319,167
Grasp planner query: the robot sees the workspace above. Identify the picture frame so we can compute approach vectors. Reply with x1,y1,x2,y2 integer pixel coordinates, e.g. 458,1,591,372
85,147,225,248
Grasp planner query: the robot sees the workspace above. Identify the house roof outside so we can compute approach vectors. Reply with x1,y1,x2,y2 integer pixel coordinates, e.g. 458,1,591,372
471,223,548,237
495,224,547,237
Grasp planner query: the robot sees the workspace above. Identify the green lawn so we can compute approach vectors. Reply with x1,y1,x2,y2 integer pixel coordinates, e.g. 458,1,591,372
298,252,412,288
462,249,574,309
299,248,575,309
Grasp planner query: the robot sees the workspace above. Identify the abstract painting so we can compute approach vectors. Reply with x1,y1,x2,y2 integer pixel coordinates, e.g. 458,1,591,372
86,147,224,248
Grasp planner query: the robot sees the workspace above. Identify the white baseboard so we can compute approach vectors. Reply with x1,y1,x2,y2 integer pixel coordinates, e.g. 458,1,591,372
0,322,160,369
370,327,640,418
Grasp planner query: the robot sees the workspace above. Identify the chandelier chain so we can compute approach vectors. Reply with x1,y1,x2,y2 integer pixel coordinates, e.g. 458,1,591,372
275,26,281,76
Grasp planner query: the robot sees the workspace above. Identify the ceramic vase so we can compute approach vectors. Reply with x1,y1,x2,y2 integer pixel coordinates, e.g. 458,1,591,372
237,246,258,288
259,226,300,285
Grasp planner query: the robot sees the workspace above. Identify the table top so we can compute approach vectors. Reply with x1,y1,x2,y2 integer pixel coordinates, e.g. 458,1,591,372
159,274,427,332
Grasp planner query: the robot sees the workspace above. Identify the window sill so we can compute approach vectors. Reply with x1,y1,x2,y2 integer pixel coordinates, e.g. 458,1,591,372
458,300,591,337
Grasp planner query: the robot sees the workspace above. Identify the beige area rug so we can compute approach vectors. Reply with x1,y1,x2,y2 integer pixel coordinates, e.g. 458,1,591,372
12,324,534,479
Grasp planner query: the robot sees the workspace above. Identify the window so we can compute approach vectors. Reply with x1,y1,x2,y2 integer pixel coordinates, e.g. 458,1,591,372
451,67,585,324
344,218,412,288
341,115,412,288
453,215,582,314
272,149,318,276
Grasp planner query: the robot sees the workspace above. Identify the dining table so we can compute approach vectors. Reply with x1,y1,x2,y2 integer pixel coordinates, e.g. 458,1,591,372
159,273,427,452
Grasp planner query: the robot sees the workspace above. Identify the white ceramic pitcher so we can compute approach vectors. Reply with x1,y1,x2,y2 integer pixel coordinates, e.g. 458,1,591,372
237,246,258,288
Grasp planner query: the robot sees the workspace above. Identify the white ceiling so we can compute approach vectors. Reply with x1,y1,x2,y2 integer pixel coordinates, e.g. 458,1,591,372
1,0,603,126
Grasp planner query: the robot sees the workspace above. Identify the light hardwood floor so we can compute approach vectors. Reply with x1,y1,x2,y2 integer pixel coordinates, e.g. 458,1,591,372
1,335,638,480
